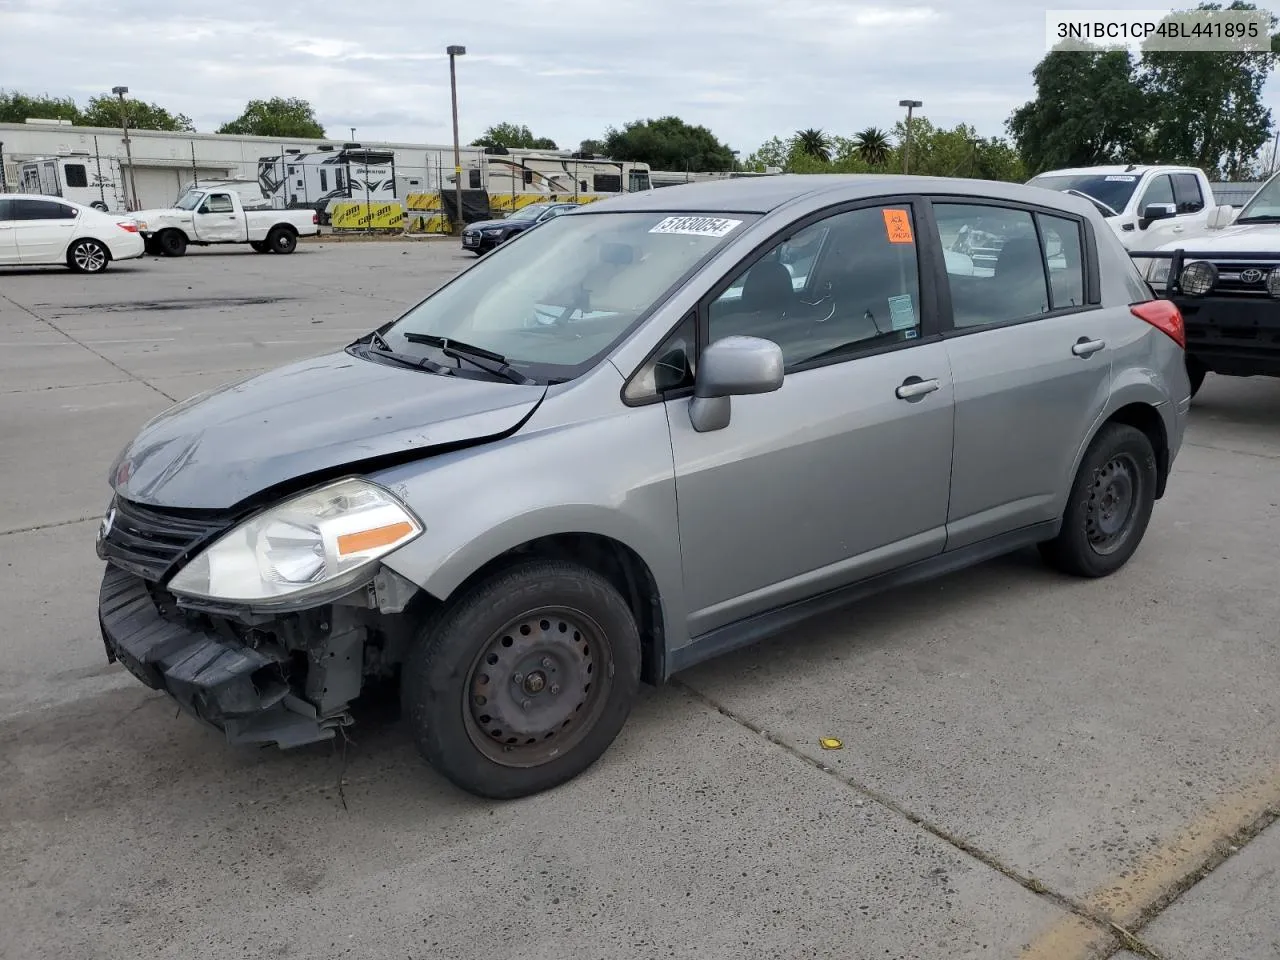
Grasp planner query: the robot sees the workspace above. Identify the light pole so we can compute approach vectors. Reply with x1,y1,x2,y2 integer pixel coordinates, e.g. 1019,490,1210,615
349,127,356,142
447,45,466,236
898,99,922,175
112,85,139,210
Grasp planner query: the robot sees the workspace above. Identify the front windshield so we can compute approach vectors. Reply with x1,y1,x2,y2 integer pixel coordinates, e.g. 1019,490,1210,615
174,191,204,211
1236,171,1280,221
380,210,757,382
1026,174,1140,216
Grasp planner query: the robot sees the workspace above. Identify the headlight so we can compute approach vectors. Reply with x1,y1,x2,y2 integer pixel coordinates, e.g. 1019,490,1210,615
1146,259,1171,286
136,221,148,232
1179,260,1217,296
168,478,422,606
483,227,504,236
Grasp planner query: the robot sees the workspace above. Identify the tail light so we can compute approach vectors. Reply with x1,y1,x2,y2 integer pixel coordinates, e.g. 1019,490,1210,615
312,213,319,224
1131,299,1185,349
116,220,140,233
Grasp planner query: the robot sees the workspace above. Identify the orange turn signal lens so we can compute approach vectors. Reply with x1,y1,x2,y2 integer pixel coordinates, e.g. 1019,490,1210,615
336,521,415,556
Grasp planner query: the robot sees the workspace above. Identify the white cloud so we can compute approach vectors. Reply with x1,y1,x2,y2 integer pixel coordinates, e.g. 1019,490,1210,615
3,0,1279,159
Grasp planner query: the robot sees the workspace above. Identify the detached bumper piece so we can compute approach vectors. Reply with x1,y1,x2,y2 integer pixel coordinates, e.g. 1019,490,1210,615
98,565,350,748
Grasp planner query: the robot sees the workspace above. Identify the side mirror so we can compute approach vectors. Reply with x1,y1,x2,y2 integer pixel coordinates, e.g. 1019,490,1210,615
1139,202,1177,228
689,335,785,433
1207,204,1236,229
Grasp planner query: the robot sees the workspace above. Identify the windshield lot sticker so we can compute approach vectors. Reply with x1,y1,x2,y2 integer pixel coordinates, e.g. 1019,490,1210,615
1104,175,1137,181
882,209,914,244
888,294,917,331
649,216,743,237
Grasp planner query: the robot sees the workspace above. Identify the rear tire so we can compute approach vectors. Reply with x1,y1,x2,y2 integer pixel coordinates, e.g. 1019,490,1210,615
267,227,297,254
1186,357,1207,398
157,230,187,257
67,238,110,274
400,559,641,800
1039,422,1158,578
249,240,270,253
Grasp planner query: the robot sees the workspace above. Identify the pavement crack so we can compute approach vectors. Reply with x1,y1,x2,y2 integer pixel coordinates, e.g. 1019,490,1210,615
0,292,177,403
1,515,99,537
673,679,1109,930
1183,440,1280,461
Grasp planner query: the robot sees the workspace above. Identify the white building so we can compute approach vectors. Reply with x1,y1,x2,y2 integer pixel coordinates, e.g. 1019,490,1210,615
0,119,626,212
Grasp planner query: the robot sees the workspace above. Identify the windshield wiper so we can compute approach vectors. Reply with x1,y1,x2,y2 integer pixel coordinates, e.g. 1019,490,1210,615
1233,214,1280,223
401,332,536,385
363,332,453,374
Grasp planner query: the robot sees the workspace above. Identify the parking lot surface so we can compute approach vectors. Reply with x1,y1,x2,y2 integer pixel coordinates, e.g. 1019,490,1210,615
2,240,1278,960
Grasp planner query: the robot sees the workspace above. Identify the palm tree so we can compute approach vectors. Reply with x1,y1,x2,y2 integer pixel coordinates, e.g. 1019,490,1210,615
795,128,833,163
854,127,892,167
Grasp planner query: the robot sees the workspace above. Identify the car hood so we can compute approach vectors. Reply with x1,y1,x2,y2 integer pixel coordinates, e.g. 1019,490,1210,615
1152,222,1280,254
466,218,524,232
109,349,546,510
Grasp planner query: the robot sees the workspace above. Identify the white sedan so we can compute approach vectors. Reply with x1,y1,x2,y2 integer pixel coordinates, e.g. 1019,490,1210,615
0,194,145,273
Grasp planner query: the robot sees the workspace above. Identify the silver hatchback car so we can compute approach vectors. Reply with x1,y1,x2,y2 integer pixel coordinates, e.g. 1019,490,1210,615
97,175,1191,799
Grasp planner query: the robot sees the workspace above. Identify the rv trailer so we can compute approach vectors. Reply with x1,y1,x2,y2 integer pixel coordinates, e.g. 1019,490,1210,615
17,153,126,212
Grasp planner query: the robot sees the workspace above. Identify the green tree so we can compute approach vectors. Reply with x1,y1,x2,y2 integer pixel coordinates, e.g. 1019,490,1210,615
80,94,194,132
0,89,80,124
743,136,792,171
577,138,605,156
853,127,892,166
1140,2,1278,178
1007,42,1152,174
601,116,735,171
795,128,833,163
217,97,325,138
472,122,557,150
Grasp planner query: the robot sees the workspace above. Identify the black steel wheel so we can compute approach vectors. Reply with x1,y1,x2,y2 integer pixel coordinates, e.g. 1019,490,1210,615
401,559,641,799
157,230,187,257
267,227,297,254
67,238,109,274
1039,422,1158,578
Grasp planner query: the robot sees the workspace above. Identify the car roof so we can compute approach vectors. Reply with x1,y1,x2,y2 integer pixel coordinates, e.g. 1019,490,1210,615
588,174,1103,217
1031,165,1201,178
3,193,89,207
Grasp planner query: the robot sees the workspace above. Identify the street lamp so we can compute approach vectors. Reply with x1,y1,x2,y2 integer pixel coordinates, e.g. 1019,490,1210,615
112,85,139,210
447,45,466,236
899,99,922,175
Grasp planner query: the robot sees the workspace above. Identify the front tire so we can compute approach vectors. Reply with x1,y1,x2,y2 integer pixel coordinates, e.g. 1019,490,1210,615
401,559,641,799
266,227,297,254
1039,422,1158,578
67,238,109,274
157,230,187,257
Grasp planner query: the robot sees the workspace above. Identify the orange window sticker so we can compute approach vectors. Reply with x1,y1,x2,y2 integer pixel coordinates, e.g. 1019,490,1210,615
882,208,914,244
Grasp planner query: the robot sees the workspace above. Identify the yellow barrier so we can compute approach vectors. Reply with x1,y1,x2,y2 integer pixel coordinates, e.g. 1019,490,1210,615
329,201,405,230
405,193,443,212
406,213,452,234
400,193,616,234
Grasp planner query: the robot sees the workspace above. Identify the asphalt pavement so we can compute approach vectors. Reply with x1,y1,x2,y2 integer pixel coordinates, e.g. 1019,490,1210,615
2,238,1278,960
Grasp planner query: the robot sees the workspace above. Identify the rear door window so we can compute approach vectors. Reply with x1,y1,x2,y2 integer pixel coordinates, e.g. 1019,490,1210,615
1171,173,1205,214
13,199,77,220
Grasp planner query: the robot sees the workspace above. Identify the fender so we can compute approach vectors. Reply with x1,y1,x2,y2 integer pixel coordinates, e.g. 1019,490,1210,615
1061,368,1173,515
372,397,690,652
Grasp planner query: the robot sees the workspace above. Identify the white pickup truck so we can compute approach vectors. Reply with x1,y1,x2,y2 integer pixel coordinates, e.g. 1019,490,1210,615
1025,164,1232,251
135,186,319,257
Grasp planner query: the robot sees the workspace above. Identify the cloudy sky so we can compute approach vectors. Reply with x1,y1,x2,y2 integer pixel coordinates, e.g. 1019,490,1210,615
4,0,1280,156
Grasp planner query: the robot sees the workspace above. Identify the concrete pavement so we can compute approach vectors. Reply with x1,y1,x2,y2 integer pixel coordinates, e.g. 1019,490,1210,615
2,240,1278,960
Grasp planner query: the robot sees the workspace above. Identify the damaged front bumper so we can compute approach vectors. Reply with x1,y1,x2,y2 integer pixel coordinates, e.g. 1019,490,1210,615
98,565,360,748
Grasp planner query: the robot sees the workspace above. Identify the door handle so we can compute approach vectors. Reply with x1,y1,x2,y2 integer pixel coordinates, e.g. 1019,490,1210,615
896,376,940,401
1072,337,1106,358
